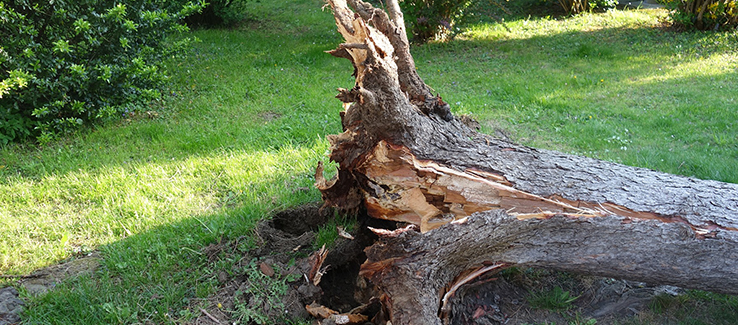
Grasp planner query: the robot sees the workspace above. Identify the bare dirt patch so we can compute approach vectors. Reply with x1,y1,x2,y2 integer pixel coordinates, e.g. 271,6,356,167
19,252,100,297
258,111,283,123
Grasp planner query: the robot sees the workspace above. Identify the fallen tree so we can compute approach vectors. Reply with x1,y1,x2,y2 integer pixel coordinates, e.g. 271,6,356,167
315,1,738,324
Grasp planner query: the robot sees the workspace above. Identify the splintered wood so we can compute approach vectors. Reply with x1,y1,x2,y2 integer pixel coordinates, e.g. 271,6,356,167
341,140,730,237
359,140,605,232
326,0,397,90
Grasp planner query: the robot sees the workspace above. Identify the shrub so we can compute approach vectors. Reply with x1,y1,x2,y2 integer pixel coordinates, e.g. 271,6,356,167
558,0,616,15
0,0,204,144
589,0,618,10
664,0,737,30
184,0,250,27
400,0,476,42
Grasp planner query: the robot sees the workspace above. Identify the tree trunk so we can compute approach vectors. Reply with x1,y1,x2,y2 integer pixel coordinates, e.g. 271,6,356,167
317,1,738,324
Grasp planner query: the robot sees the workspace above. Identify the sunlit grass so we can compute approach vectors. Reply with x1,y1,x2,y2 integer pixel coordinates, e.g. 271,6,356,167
415,8,738,183
0,145,326,273
463,9,665,40
14,143,329,323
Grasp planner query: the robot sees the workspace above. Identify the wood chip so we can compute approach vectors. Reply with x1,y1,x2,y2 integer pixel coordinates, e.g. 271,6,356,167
306,302,338,319
337,226,354,240
259,262,275,277
368,224,418,237
308,245,329,286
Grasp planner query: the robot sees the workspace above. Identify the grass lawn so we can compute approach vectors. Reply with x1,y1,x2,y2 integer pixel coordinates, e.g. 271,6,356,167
0,0,736,323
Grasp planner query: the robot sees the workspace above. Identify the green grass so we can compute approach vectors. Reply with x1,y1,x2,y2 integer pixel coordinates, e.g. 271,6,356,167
416,9,738,183
528,286,579,311
0,0,736,323
314,213,358,250
628,290,738,324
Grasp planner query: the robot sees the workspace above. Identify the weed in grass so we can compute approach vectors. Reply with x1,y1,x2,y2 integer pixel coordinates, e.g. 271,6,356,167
572,42,614,59
568,312,597,325
231,259,300,325
528,286,579,311
649,292,690,313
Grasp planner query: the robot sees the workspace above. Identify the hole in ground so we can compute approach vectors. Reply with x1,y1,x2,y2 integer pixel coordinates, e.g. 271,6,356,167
318,211,395,314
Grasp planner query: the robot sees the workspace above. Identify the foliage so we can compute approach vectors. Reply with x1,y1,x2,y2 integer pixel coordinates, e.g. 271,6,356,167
400,0,477,42
0,0,204,144
528,286,579,311
663,0,737,30
555,0,616,15
557,0,617,15
589,0,618,10
184,0,251,27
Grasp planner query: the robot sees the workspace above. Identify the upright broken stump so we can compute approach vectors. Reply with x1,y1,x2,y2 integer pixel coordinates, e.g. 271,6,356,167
316,1,738,324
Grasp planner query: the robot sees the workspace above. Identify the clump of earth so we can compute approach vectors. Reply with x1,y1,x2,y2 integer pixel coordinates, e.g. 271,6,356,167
1,203,686,325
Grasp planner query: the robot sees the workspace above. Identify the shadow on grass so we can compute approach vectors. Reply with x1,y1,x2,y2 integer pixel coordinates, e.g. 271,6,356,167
19,187,320,324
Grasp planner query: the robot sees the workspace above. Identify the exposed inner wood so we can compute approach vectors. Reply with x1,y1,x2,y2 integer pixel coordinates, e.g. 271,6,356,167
344,140,734,238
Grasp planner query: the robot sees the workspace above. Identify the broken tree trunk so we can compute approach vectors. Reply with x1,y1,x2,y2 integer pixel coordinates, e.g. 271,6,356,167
316,1,738,324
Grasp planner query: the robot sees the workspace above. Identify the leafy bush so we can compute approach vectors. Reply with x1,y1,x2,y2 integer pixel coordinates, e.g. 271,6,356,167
184,0,250,27
557,0,616,15
664,0,737,30
0,0,204,144
400,0,476,42
589,0,618,10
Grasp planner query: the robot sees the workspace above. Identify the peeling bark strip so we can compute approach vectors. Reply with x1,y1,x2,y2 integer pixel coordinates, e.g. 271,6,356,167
319,0,738,324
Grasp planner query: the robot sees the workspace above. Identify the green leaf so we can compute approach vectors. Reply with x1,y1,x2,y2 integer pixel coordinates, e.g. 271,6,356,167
53,39,72,53
73,19,91,33
106,4,127,21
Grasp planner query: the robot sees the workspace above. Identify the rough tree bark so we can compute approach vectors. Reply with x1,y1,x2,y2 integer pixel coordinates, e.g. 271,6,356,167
316,1,738,324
